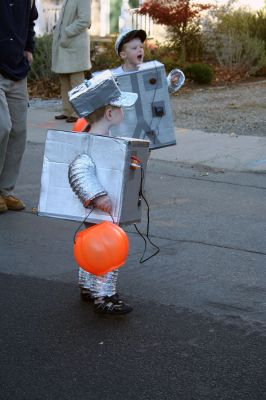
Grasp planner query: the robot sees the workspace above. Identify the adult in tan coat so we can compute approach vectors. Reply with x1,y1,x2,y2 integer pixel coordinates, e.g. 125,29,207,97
52,0,91,123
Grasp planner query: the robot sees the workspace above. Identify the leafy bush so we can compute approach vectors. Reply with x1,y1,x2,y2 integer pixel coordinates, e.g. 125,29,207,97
180,23,205,62
183,63,213,84
216,9,266,48
28,34,56,82
214,33,266,75
203,8,266,76
249,11,266,47
91,38,120,72
144,42,183,72
28,34,61,98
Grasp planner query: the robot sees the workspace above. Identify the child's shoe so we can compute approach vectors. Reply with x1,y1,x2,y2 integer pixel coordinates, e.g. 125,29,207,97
94,294,133,315
80,288,94,302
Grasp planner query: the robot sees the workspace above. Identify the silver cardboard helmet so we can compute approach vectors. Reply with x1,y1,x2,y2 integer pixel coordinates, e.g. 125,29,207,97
69,70,138,118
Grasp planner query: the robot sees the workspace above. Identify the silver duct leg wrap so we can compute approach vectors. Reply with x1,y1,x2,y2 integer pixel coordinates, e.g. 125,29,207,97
79,268,119,298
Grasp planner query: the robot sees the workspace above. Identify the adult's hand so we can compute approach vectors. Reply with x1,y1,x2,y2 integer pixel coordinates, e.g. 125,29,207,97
24,51,33,65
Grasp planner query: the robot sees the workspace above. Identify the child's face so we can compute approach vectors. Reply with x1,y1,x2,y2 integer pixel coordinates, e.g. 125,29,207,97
120,38,144,67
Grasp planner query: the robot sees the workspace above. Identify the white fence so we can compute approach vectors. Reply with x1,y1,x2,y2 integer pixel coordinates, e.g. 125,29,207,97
35,6,61,35
43,6,61,34
129,8,155,37
37,5,165,41
129,8,167,41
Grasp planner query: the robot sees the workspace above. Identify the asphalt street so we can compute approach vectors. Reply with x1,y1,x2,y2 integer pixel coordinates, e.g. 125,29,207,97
1,140,266,400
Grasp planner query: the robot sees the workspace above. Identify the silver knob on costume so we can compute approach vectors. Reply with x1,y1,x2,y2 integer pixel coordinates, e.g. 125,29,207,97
167,68,185,93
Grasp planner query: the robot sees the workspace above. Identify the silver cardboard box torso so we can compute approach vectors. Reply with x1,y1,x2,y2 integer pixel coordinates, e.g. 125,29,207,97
111,60,176,150
38,130,149,224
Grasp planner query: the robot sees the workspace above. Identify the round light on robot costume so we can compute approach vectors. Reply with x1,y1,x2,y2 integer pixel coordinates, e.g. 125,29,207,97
74,221,129,276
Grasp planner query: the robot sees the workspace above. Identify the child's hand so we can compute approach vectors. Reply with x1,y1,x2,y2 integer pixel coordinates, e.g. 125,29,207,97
171,73,179,85
93,195,112,213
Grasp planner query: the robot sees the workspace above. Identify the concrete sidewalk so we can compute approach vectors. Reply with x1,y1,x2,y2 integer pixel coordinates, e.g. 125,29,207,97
27,101,266,172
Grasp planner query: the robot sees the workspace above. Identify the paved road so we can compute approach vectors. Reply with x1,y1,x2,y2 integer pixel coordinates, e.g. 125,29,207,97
1,141,266,399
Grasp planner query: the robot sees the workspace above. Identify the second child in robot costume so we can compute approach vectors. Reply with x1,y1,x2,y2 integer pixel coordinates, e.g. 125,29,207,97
112,28,184,92
112,28,146,74
68,70,139,315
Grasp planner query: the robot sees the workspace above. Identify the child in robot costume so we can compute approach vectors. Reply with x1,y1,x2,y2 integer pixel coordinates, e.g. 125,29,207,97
111,27,185,93
68,70,139,315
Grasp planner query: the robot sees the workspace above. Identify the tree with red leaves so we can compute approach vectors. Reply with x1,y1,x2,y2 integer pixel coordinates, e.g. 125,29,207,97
138,0,211,61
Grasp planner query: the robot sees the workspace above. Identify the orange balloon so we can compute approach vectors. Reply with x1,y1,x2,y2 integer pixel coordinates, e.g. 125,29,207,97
72,117,88,132
74,221,129,276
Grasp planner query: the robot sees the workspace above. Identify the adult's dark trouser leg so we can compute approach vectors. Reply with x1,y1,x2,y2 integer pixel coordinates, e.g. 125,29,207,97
60,72,85,118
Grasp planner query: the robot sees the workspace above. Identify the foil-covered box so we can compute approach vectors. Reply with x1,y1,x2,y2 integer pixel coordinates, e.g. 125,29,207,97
38,130,149,224
111,60,176,150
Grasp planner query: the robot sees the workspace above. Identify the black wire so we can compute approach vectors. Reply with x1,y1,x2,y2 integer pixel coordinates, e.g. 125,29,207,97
134,166,160,263
73,207,95,243
108,211,115,224
72,167,159,263
73,206,115,244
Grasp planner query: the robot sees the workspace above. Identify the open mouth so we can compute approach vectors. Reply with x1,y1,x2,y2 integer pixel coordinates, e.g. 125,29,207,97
137,55,143,61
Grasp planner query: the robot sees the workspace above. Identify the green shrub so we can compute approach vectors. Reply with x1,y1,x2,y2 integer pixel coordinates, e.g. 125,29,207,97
28,34,56,82
205,31,266,75
143,42,183,72
91,38,120,72
217,9,266,48
183,63,213,84
249,11,266,47
159,54,180,73
203,8,266,76
223,33,265,75
167,22,205,62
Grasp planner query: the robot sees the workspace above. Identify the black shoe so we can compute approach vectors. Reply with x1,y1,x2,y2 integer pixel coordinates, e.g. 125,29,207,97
80,288,94,302
55,114,68,120
94,294,133,315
